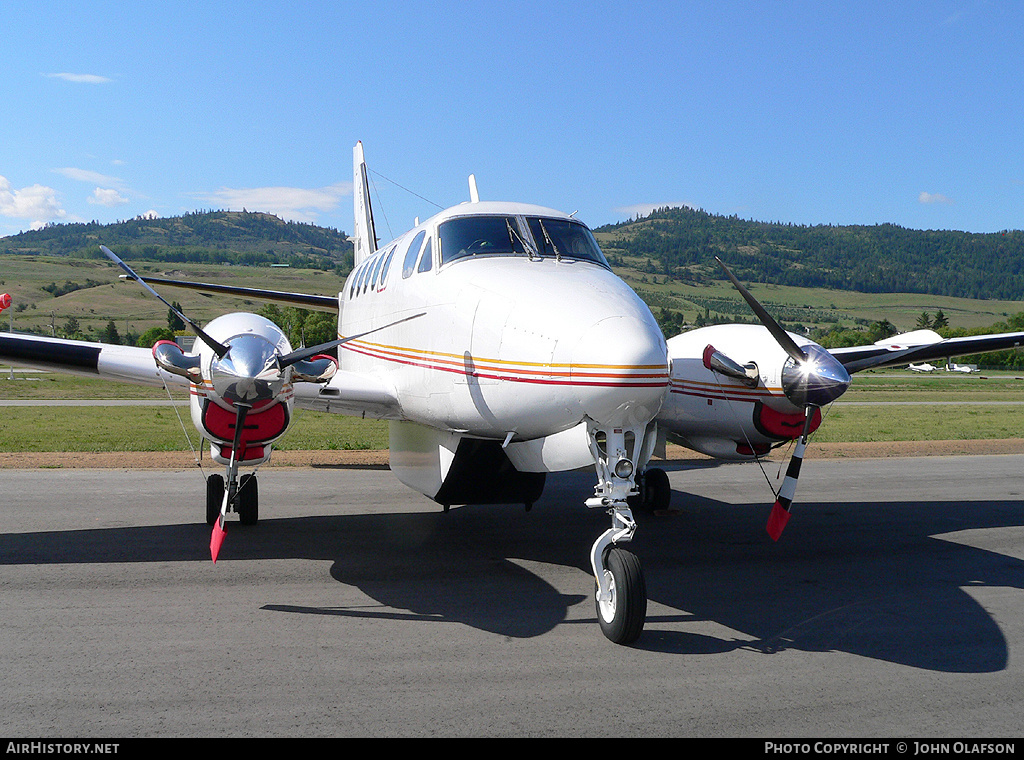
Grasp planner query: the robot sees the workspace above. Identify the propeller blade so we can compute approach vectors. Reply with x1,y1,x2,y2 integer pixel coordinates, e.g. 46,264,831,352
716,258,806,364
210,513,227,563
716,258,851,408
209,402,252,563
101,246,229,358
276,312,426,368
766,407,814,541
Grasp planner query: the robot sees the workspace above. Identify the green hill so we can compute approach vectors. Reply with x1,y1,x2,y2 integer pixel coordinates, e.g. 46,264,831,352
1,210,354,272
594,206,1024,300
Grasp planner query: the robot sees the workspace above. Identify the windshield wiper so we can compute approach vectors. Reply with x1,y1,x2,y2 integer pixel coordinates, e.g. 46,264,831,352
506,218,538,260
538,219,561,261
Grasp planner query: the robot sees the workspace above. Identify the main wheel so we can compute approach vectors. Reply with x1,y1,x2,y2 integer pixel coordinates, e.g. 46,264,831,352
206,473,224,526
238,473,258,525
644,467,671,512
595,546,647,645
628,467,671,512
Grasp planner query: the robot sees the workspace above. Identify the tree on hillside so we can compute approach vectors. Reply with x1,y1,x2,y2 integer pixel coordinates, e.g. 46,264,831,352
167,302,186,332
867,319,898,342
136,326,175,347
62,317,82,340
102,320,121,345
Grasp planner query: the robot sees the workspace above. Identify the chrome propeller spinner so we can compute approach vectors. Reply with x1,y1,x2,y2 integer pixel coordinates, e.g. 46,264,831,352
715,257,851,410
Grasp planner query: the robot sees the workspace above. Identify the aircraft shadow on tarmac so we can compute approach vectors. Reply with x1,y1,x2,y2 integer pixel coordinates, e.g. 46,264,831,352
2,468,1022,671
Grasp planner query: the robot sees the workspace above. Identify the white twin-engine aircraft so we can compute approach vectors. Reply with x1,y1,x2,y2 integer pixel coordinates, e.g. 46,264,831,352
4,142,1024,645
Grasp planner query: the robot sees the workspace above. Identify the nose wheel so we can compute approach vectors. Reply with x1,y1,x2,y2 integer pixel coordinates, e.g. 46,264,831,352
595,545,647,645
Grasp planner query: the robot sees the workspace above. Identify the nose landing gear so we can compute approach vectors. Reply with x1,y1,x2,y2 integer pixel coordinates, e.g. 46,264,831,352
585,422,654,645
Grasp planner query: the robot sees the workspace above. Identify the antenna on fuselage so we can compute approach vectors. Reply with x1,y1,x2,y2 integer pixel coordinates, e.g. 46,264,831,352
468,174,480,203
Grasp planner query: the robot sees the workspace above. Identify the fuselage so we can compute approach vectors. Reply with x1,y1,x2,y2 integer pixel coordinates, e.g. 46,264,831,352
336,201,669,443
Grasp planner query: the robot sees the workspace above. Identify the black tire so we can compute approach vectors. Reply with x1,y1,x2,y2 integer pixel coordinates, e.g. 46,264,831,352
238,473,258,525
595,547,647,645
206,474,224,526
628,467,672,512
645,467,671,512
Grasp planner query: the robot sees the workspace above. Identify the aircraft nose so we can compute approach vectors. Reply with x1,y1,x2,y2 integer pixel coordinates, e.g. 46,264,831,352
570,314,669,427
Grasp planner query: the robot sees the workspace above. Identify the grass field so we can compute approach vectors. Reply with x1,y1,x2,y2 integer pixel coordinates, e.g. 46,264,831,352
0,255,348,338
3,369,1024,452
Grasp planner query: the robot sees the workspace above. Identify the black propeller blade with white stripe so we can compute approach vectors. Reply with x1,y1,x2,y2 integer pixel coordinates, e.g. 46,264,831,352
715,258,852,540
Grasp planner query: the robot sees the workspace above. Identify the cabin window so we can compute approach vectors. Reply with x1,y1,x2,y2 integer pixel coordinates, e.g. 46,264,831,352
352,263,369,297
438,215,527,264
360,259,374,294
526,217,609,267
402,231,426,279
377,247,396,290
417,238,433,273
369,244,392,292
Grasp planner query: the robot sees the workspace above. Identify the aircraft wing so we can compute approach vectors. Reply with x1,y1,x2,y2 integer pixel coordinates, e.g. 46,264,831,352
291,369,402,419
127,276,340,312
829,330,1024,373
0,332,187,388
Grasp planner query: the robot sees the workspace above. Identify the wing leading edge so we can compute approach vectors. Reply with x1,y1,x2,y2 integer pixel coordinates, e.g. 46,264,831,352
0,332,182,387
830,330,1024,373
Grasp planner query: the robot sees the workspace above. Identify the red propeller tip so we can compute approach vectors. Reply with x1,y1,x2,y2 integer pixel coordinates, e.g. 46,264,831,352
766,501,791,542
210,518,227,563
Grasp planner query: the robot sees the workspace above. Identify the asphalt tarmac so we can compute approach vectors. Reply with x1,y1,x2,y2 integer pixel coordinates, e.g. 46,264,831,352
2,455,1023,738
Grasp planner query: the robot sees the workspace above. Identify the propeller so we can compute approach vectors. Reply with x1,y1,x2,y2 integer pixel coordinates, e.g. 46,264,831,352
210,401,251,563
715,258,852,540
101,246,229,358
102,244,426,561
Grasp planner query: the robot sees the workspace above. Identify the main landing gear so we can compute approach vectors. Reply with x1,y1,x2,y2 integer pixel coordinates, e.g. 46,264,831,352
586,423,660,645
205,471,259,527
629,466,671,513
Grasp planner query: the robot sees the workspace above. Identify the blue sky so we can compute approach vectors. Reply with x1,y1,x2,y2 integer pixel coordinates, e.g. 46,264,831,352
2,0,1021,240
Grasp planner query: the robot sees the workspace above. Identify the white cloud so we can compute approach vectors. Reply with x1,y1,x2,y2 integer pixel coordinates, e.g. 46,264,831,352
54,167,124,187
194,183,352,222
89,188,129,207
613,202,698,218
0,175,68,227
44,72,112,84
919,191,953,205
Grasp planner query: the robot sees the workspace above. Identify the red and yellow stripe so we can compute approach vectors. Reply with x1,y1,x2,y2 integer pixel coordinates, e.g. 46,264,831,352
341,337,669,388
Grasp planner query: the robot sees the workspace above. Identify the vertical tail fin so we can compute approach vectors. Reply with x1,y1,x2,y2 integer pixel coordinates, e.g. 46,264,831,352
352,141,377,267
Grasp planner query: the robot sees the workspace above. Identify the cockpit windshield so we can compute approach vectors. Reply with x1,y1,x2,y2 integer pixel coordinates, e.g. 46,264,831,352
525,217,608,266
438,215,609,268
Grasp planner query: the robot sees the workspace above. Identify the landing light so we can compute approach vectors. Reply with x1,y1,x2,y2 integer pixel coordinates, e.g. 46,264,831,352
614,458,634,479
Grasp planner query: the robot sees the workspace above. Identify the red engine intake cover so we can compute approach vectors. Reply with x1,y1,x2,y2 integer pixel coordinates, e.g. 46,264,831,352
754,402,822,440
